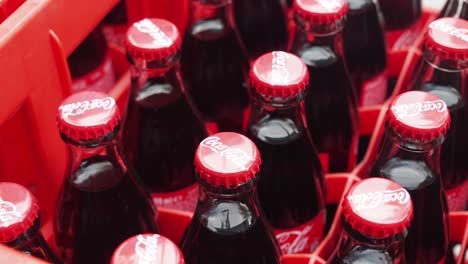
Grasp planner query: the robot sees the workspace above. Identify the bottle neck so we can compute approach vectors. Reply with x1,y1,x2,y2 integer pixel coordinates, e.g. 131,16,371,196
371,126,443,175
129,56,184,95
248,90,308,133
291,16,345,55
67,135,127,174
194,178,263,228
6,219,60,263
415,46,468,93
189,0,235,29
333,218,407,263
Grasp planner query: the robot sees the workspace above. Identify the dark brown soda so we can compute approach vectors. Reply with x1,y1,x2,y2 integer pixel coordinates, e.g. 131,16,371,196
299,47,358,173
248,124,325,229
55,154,159,264
343,0,387,105
233,0,289,59
377,0,422,30
419,83,468,210
123,71,207,193
180,179,281,264
371,158,449,263
180,213,280,264
181,13,250,132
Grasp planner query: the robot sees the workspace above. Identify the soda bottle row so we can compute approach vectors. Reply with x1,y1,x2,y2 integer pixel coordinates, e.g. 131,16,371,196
1,59,461,264
361,17,468,212
69,0,406,171
0,112,458,264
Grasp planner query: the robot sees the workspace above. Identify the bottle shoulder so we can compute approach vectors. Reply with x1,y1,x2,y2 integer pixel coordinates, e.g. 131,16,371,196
371,157,437,191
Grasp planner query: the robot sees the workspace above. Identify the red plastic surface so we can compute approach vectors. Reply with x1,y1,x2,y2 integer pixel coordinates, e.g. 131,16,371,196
0,1,465,263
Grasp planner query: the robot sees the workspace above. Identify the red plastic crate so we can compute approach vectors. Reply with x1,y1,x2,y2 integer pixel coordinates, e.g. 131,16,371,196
0,1,465,263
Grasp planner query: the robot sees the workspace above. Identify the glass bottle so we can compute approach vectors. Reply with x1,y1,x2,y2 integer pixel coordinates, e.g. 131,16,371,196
328,178,413,264
291,0,360,173
122,18,208,212
377,0,421,30
343,0,388,106
406,18,468,211
180,132,282,264
245,51,326,254
367,91,450,264
181,0,250,132
233,0,289,59
0,182,61,263
54,91,159,264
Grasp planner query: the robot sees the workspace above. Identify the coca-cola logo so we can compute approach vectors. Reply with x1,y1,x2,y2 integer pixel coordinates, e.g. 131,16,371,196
276,224,313,254
430,20,468,43
134,235,159,262
347,189,410,211
271,51,290,84
134,19,173,47
200,137,255,170
59,97,115,118
315,0,342,11
0,201,23,224
391,100,446,118
275,212,324,254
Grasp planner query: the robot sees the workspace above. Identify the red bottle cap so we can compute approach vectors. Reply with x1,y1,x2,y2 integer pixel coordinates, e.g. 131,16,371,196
126,18,182,61
195,132,261,188
293,0,348,24
425,18,468,61
111,234,185,264
0,182,39,242
342,178,413,239
387,91,450,142
249,51,309,98
57,91,120,141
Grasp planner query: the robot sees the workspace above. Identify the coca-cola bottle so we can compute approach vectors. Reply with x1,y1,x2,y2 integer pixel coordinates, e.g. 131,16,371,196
233,0,289,59
181,0,250,132
343,0,388,106
122,18,207,212
112,234,185,264
328,178,413,264
0,182,61,263
366,91,450,264
180,132,282,264
377,0,421,30
291,0,359,173
54,91,159,264
68,27,116,92
407,18,468,211
245,51,326,254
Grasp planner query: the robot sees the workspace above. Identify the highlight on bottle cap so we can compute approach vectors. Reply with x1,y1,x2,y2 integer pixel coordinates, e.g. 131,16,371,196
57,91,120,141
0,182,39,243
342,178,413,239
293,0,348,24
111,234,185,264
194,132,261,188
425,18,468,61
126,18,182,61
387,91,451,142
249,51,309,98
